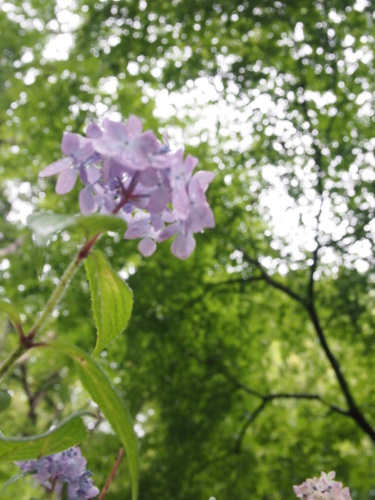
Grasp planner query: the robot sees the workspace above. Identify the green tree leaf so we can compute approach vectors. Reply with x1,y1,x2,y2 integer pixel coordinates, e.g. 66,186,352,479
27,214,76,246
49,342,138,500
0,390,11,413
0,300,22,333
27,213,127,246
84,249,133,357
2,471,34,494
75,214,127,239
0,412,87,462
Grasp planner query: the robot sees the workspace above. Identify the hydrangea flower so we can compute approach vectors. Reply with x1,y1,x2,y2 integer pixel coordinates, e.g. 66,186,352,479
293,471,352,499
39,115,215,259
16,446,99,499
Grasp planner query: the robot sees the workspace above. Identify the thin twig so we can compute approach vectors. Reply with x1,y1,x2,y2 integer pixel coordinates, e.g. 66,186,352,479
99,448,124,500
240,251,305,304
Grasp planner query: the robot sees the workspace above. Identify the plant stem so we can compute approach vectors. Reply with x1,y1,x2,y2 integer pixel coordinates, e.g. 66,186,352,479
0,245,87,381
99,448,124,499
0,179,140,381
0,343,28,380
28,253,82,340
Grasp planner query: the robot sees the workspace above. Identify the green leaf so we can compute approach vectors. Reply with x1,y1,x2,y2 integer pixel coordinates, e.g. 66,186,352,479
0,390,11,412
2,471,34,494
0,300,22,332
84,249,133,357
27,213,127,246
48,342,138,500
0,412,88,462
75,214,127,239
27,213,76,246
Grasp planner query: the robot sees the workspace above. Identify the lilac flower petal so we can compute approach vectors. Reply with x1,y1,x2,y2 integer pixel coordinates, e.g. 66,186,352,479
148,186,170,214
40,115,215,260
61,133,80,156
103,118,128,141
171,233,196,260
157,222,179,242
188,177,207,206
192,170,215,191
293,470,352,499
162,209,176,224
138,237,157,257
124,219,149,239
86,123,102,138
86,166,102,184
151,215,164,231
76,138,95,162
139,167,159,187
127,115,143,135
39,157,71,177
17,447,99,500
79,165,88,184
138,130,160,153
188,204,215,232
79,187,96,214
183,154,199,178
93,136,122,157
56,168,77,194
172,187,190,220
102,158,128,182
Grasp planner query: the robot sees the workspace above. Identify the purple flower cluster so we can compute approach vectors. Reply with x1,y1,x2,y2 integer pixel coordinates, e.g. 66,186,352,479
293,471,351,499
39,116,215,259
16,446,99,499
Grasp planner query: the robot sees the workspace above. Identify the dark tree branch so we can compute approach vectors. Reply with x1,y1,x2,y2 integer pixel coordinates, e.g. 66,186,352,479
219,364,348,417
241,251,305,305
306,303,375,441
183,276,264,310
235,401,268,454
230,253,375,441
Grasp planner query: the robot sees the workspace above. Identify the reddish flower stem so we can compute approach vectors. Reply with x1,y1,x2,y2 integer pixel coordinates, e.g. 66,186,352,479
98,448,124,500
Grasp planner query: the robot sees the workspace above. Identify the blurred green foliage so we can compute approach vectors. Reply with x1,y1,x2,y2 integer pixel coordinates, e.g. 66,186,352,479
1,0,375,498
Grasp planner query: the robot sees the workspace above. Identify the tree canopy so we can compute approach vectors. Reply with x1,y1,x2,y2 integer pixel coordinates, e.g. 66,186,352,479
1,0,375,498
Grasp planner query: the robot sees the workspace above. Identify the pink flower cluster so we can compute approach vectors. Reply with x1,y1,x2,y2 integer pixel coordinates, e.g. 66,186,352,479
40,116,215,259
293,471,351,500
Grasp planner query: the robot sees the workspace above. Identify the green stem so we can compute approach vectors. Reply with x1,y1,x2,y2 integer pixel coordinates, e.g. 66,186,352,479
0,343,28,380
0,181,138,381
28,253,82,339
0,241,92,381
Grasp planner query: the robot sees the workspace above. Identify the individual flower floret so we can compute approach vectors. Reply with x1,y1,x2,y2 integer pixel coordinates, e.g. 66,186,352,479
39,133,95,195
39,115,215,259
293,471,351,500
16,446,99,499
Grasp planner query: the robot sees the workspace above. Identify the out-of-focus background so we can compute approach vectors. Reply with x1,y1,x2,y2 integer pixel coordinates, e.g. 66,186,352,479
1,0,375,497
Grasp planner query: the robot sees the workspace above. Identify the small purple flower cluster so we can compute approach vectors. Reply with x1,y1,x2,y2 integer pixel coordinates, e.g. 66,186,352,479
293,471,351,500
40,116,215,259
16,446,99,499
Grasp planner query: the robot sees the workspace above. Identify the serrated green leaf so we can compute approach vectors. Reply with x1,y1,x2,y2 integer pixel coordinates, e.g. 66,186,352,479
75,214,127,239
0,300,22,332
84,249,133,357
0,412,88,462
0,390,11,412
49,342,138,500
27,213,76,246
